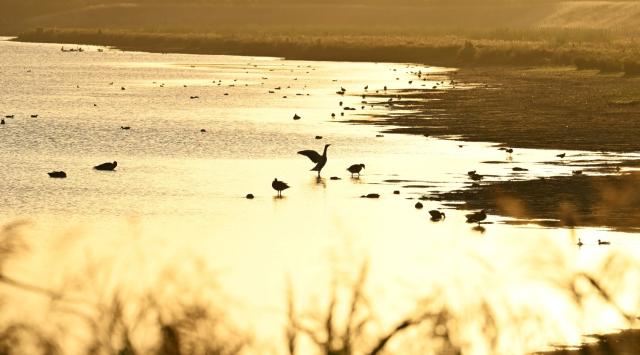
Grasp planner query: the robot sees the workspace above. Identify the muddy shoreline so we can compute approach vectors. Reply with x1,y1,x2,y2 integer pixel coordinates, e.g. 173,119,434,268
349,66,640,153
439,173,640,233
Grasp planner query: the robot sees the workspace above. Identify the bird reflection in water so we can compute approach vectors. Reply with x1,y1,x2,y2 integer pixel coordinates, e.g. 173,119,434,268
472,225,486,234
313,176,326,188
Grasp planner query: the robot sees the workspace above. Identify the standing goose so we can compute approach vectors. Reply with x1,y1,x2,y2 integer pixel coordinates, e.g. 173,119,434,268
272,178,290,197
298,144,331,178
94,161,117,171
347,164,365,177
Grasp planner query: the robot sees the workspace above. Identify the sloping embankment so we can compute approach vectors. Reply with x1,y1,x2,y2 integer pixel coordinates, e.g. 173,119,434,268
538,1,640,29
17,1,640,32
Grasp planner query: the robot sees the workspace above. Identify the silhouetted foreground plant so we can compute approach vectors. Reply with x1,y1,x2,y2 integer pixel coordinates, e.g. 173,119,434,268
0,221,249,355
1,221,639,354
285,250,640,355
285,263,450,355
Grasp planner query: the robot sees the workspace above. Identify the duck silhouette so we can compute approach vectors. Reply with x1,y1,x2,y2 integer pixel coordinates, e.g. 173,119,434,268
469,172,483,181
47,171,67,178
466,210,487,224
429,210,446,221
94,161,117,171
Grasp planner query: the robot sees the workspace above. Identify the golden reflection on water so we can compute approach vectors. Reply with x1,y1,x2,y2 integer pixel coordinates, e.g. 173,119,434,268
1,39,640,354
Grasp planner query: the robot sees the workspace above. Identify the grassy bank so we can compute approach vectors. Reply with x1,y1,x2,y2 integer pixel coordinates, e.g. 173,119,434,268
14,27,640,75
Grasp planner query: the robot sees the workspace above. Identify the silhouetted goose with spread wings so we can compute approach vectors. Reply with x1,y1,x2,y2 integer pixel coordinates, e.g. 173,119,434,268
272,178,290,197
298,144,330,177
94,161,117,171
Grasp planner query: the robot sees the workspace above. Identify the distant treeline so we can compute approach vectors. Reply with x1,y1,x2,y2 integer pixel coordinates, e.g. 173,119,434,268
15,28,640,75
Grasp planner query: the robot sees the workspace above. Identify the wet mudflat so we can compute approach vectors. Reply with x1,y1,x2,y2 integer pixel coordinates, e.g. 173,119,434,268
350,67,640,152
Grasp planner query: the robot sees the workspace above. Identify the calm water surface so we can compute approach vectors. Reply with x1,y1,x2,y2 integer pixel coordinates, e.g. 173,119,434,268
1,38,639,354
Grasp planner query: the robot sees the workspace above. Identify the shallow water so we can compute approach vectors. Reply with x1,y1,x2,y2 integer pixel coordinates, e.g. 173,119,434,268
1,39,639,354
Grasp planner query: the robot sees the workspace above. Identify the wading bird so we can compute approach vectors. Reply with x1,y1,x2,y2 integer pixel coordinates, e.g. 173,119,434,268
298,144,330,178
347,164,365,177
466,210,487,224
272,178,289,197
557,153,566,158
94,161,117,171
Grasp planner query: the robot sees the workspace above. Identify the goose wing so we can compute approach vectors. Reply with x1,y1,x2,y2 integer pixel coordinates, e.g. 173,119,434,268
297,150,322,163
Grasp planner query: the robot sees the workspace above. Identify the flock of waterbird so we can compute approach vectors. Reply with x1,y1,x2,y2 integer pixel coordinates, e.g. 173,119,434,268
277,140,486,224
2,46,615,241
269,140,461,224
46,161,117,179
